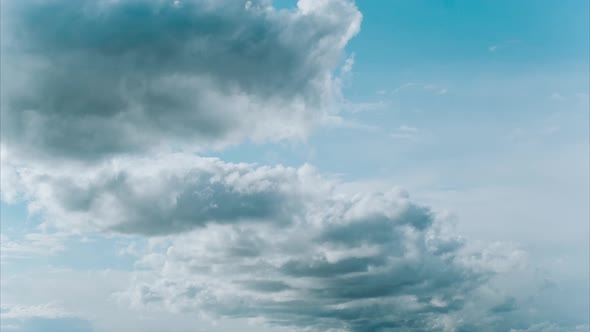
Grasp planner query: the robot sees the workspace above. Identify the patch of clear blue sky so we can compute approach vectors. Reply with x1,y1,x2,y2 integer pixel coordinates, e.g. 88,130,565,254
214,0,589,180
1,202,30,234
355,1,587,71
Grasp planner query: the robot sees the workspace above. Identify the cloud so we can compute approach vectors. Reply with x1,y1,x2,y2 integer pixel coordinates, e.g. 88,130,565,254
390,125,419,140
117,194,525,331
6,150,576,330
0,317,94,332
341,100,387,113
4,155,537,332
0,232,67,259
510,323,590,332
4,151,532,330
0,304,71,320
3,153,325,235
0,0,361,161
392,83,448,96
488,40,520,52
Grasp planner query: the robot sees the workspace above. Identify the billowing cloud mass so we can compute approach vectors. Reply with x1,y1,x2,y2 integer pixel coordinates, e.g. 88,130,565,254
5,153,320,234
4,153,528,331
1,0,360,160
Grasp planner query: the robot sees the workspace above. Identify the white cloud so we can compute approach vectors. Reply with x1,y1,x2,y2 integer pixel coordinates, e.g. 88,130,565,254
390,125,420,140
392,83,448,96
340,53,356,75
3,153,327,234
0,232,67,259
0,324,20,330
341,100,387,113
488,40,520,52
0,304,71,320
114,191,527,331
2,151,533,330
510,323,590,332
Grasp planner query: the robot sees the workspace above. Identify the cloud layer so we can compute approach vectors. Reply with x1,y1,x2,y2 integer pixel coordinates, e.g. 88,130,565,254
1,0,361,160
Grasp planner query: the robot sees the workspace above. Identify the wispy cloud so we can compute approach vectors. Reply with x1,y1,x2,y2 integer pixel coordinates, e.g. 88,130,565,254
392,83,449,95
550,92,567,101
0,304,71,320
488,39,521,52
0,232,67,259
341,100,388,113
390,125,420,140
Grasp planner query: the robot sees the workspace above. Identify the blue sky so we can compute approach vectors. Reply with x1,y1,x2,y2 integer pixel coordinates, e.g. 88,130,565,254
1,0,589,331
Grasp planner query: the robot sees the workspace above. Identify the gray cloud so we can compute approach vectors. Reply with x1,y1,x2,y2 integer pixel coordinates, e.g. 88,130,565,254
1,0,361,160
3,152,557,330
121,209,519,331
4,154,318,234
490,296,517,313
4,153,512,330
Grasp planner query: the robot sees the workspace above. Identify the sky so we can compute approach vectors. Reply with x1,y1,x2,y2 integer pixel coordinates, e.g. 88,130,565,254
0,0,588,331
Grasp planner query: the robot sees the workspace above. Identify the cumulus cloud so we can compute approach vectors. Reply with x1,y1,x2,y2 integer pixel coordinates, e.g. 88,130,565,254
4,151,531,330
4,153,325,234
1,0,361,160
118,188,522,331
